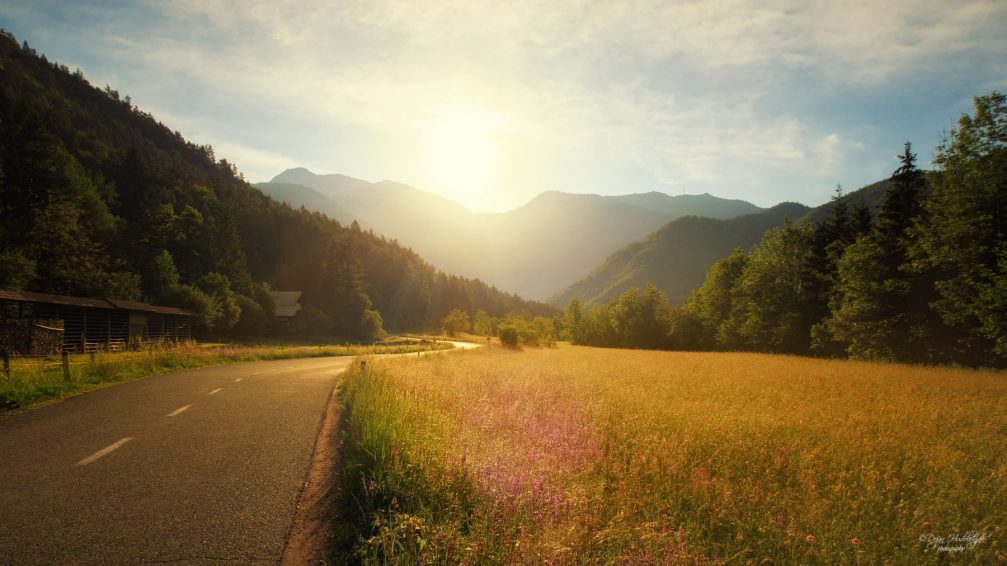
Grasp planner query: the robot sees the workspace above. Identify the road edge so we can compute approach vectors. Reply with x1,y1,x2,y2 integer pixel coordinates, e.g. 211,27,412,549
280,370,346,565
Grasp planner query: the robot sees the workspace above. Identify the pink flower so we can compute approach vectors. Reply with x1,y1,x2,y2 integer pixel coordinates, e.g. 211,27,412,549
806,534,816,542
851,538,861,545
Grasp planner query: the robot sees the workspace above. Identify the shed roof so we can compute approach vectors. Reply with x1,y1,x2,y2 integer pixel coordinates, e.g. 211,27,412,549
268,291,303,318
0,289,195,316
105,299,195,317
0,289,112,309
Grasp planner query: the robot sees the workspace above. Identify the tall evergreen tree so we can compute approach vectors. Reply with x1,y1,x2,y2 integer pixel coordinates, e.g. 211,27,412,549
827,143,930,361
910,92,1007,364
807,185,857,355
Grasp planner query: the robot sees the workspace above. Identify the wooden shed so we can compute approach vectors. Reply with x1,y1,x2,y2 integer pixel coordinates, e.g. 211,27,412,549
0,289,195,354
268,291,303,321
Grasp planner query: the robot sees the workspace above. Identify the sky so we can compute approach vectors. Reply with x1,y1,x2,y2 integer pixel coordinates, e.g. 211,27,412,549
3,1,1006,212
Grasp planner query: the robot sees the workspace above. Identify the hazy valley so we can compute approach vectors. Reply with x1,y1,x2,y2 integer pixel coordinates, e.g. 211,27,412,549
257,169,763,300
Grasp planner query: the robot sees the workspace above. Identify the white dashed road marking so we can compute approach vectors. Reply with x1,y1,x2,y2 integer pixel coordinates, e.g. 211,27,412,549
234,377,244,382
207,388,223,396
166,405,191,417
77,437,133,466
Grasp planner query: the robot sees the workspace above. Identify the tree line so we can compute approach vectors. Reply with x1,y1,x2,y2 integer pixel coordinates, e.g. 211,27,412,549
562,93,1007,367
0,31,554,339
441,308,558,347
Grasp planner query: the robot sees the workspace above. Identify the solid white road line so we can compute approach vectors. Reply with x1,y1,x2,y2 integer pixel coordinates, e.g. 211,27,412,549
167,404,191,417
76,437,133,466
207,388,223,395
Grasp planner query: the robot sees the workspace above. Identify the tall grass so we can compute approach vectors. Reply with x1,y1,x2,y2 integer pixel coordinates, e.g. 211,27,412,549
0,340,451,410
339,346,1006,564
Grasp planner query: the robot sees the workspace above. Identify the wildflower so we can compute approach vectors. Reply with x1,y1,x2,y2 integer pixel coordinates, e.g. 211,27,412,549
806,534,816,542
851,538,860,545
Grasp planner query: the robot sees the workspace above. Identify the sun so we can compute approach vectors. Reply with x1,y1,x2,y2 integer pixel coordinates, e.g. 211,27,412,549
423,103,503,210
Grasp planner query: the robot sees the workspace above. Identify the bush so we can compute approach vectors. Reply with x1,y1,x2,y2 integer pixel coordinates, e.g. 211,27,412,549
162,284,217,332
233,295,268,335
440,309,471,337
497,324,520,347
518,327,540,346
288,306,333,336
358,307,387,341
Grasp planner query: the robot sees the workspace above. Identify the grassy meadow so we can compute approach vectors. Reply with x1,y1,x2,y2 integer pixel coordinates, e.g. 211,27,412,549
0,340,451,411
339,346,1006,564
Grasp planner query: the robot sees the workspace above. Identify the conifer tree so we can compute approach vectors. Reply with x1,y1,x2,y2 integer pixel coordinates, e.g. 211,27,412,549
827,143,929,360
910,92,1007,364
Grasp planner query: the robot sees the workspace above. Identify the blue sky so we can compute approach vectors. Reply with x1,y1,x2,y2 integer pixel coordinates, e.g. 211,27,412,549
3,1,1005,212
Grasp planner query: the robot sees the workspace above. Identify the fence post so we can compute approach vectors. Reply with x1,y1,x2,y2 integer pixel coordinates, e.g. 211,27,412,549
62,350,71,382
89,351,96,366
2,351,9,380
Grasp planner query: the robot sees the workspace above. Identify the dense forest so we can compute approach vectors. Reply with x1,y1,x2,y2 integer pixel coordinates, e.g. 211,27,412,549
0,31,553,339
563,92,1007,368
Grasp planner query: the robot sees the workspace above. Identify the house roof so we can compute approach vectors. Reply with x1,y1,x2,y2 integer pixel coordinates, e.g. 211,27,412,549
0,289,195,316
268,291,303,318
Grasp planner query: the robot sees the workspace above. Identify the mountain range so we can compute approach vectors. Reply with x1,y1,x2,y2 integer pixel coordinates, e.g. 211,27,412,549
258,167,894,311
551,180,891,307
256,171,763,300
549,203,810,306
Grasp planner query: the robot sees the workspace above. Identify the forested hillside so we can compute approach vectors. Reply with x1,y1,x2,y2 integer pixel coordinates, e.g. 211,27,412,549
0,32,552,338
561,93,1007,367
552,177,894,309
550,202,810,306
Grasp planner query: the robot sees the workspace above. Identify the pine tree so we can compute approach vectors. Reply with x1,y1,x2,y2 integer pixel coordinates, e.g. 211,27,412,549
910,92,1007,364
827,143,930,361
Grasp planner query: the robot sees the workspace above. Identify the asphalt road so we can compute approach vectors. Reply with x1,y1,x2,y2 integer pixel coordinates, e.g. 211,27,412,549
0,356,353,565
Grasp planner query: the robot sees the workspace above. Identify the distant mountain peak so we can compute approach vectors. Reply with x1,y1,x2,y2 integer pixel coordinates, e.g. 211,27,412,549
263,167,768,300
270,168,370,187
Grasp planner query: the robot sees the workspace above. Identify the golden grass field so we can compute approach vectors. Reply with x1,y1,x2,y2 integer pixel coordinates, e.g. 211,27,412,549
340,345,1006,564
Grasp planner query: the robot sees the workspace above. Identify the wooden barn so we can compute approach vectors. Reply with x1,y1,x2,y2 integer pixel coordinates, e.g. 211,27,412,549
268,291,303,321
0,289,195,354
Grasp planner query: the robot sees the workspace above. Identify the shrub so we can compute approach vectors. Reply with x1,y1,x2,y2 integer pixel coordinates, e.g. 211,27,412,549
497,323,519,347
440,309,471,337
233,295,268,335
358,307,387,341
288,306,333,335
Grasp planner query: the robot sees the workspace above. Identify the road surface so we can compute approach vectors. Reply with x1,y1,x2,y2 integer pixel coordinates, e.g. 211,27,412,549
0,356,354,564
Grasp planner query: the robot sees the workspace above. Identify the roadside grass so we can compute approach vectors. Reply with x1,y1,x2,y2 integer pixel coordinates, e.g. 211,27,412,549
338,345,1006,564
403,332,494,344
0,340,451,411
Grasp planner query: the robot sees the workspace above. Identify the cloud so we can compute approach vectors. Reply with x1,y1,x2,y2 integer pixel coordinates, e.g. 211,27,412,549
9,0,1002,209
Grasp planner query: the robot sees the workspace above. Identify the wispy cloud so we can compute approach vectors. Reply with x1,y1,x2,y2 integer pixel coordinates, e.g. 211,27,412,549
5,0,1005,209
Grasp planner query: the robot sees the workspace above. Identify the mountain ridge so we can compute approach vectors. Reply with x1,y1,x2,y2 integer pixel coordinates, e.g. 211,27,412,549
257,168,765,299
549,202,812,306
550,178,896,308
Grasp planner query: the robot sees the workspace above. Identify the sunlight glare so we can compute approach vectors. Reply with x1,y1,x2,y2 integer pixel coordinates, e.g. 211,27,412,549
423,103,503,210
